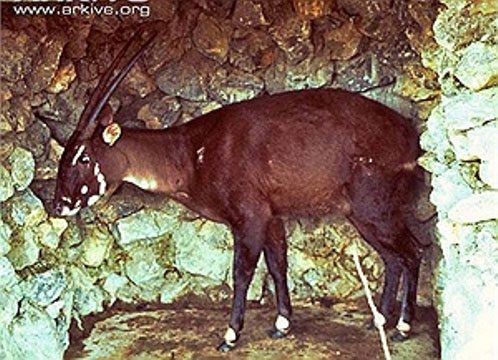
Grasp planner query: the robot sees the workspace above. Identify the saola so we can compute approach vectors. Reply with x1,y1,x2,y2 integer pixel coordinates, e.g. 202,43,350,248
53,31,429,352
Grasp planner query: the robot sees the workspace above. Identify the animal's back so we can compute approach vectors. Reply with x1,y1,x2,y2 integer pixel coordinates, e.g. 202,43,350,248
186,88,420,217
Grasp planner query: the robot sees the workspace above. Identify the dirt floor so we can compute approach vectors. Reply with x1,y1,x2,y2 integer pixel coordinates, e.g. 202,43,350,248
65,299,440,360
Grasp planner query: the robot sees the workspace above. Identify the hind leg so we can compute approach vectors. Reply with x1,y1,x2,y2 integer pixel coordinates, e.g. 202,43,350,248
263,217,292,338
379,255,403,325
348,216,402,326
393,257,421,341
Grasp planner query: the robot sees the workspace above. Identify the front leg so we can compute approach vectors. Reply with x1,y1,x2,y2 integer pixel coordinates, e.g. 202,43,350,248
217,216,266,352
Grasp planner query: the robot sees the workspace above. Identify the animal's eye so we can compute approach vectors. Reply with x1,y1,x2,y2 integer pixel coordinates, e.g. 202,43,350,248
79,154,90,164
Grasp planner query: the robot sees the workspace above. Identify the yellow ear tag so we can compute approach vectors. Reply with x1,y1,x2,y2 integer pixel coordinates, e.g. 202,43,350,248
102,123,121,146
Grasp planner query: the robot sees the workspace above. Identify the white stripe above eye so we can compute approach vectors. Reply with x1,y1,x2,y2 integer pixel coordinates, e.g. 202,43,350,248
71,145,86,166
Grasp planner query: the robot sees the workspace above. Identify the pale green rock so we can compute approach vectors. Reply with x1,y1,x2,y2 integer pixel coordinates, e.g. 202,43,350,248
8,189,47,227
440,87,498,131
0,165,14,202
455,42,498,91
125,242,167,290
69,266,104,317
103,273,128,305
448,191,498,223
174,221,232,283
37,218,68,249
160,278,190,304
11,301,65,360
430,167,473,213
0,290,19,325
7,229,40,270
8,147,35,191
23,269,65,307
0,327,23,360
114,208,176,247
80,225,113,267
0,256,17,288
0,220,12,256
479,159,498,189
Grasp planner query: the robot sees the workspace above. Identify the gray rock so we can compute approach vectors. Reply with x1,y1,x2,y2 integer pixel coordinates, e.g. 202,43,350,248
0,30,35,83
23,269,65,307
25,34,66,93
209,69,264,104
193,13,230,63
114,208,177,247
455,42,498,91
232,0,268,27
8,147,35,191
270,18,313,65
156,50,213,101
137,95,182,129
0,165,14,202
265,55,334,94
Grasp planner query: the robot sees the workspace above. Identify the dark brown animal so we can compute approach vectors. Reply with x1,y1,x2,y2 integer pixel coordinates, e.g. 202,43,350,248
53,32,428,352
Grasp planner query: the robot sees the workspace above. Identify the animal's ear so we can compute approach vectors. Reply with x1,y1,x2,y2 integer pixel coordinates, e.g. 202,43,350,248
102,123,121,146
97,104,114,126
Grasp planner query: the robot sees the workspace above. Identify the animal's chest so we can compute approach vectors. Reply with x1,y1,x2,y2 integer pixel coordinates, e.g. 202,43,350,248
170,190,228,224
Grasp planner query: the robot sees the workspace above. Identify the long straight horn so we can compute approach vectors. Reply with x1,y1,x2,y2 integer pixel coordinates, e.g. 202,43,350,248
76,30,157,140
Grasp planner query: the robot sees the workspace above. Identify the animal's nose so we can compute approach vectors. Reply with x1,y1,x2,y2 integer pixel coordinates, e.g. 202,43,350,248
53,201,63,216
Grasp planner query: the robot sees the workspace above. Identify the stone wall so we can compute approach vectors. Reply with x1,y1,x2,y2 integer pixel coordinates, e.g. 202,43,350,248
1,1,438,359
419,1,498,359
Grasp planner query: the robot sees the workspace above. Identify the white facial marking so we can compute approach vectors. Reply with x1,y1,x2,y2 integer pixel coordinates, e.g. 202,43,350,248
123,175,158,191
97,173,107,195
224,327,237,345
81,185,89,195
275,315,290,333
60,205,81,217
196,146,205,163
71,145,86,166
94,162,107,195
87,195,100,206
61,196,71,204
94,163,100,176
396,319,411,334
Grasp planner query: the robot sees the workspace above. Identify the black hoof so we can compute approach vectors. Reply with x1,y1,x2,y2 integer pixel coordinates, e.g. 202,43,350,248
217,341,236,352
268,328,289,339
391,330,410,342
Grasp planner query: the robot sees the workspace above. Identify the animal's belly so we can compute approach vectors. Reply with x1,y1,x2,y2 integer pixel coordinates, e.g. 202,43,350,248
269,186,352,218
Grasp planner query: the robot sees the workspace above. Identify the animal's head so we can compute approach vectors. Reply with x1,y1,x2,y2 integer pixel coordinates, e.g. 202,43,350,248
53,31,156,217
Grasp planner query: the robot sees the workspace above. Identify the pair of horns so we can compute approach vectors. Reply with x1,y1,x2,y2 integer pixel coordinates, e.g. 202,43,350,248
75,29,158,141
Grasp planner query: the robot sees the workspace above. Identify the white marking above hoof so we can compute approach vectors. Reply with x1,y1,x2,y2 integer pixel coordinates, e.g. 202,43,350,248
224,327,237,346
275,315,290,333
396,319,411,334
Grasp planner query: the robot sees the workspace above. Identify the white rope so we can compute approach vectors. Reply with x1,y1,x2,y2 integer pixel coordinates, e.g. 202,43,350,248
351,245,392,360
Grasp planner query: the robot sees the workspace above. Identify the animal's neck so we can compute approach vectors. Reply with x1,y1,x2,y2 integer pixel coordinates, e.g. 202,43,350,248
108,127,194,194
